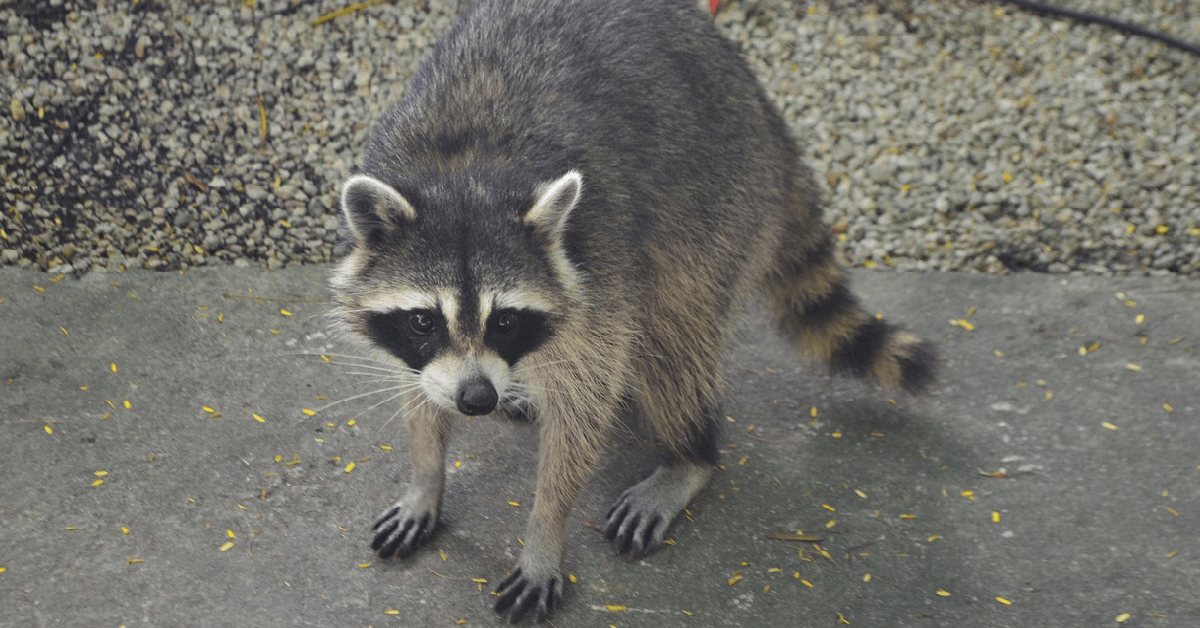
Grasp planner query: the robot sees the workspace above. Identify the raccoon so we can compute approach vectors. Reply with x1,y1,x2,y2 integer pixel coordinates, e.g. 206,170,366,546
328,0,937,621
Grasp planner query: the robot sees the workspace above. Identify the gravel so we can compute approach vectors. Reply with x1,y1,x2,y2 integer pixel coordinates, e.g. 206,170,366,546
2,0,1198,275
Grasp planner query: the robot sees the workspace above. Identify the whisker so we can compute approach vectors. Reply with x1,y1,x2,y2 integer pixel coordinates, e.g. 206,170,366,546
344,390,408,424
321,353,401,366
342,370,410,381
252,351,345,359
260,351,409,372
398,391,431,417
329,362,416,376
375,404,408,438
313,385,412,414
333,362,417,377
376,394,434,436
504,386,550,401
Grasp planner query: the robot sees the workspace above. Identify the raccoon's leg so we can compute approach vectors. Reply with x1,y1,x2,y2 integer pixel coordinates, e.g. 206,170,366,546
603,403,719,557
765,232,938,392
370,398,449,559
494,395,618,622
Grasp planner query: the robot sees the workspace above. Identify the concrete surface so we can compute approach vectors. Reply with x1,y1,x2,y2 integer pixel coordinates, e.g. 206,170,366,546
1,266,1197,627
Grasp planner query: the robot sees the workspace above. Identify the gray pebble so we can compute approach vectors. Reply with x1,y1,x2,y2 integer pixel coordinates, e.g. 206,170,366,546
1,0,1197,275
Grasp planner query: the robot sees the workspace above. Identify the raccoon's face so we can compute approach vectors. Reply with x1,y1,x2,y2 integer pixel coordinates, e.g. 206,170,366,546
329,169,582,416
358,290,554,415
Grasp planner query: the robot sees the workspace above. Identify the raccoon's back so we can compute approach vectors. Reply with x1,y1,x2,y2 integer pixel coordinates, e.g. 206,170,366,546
366,0,795,212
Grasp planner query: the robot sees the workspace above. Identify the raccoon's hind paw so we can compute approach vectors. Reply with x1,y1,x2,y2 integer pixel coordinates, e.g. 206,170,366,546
493,567,562,623
370,504,436,559
604,464,713,557
604,491,672,557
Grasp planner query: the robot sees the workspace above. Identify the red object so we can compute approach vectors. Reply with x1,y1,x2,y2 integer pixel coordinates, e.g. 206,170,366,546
710,0,719,16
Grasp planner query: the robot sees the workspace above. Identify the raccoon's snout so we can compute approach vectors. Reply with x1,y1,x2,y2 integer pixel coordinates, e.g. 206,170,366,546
457,378,498,416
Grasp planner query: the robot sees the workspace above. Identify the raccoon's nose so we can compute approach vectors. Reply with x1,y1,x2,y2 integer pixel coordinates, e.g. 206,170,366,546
456,379,498,416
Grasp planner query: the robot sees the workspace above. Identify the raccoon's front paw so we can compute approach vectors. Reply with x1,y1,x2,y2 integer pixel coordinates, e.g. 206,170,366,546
370,503,436,559
493,566,562,623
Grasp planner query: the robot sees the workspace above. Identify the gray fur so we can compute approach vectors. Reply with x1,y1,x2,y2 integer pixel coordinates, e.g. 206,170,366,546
328,0,937,622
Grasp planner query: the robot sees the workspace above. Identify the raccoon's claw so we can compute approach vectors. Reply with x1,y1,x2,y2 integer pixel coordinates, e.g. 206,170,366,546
603,491,670,557
493,567,561,623
370,505,435,559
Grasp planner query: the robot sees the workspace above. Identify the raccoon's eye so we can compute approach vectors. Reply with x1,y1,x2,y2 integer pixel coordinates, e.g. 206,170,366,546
409,311,437,335
494,311,518,335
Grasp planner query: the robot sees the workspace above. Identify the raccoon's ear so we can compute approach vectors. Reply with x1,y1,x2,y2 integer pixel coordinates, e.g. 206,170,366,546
340,175,417,243
522,170,582,238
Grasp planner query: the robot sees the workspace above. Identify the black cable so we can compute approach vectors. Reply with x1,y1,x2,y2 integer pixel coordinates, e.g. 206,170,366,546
985,0,1200,58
